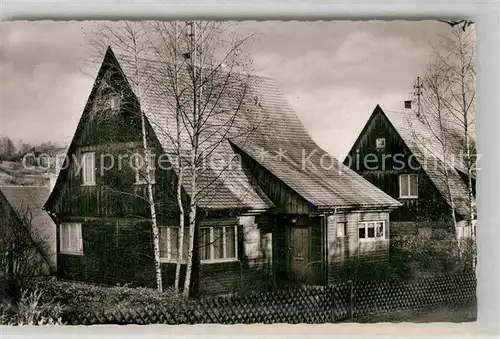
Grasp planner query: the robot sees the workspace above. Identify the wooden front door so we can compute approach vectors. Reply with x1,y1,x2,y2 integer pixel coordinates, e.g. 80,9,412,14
287,227,311,282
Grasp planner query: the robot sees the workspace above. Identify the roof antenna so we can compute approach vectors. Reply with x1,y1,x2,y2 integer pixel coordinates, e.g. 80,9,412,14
413,76,424,117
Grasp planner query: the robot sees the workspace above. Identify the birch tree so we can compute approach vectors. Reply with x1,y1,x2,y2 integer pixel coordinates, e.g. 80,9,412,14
420,23,476,225
146,21,257,297
407,23,476,248
146,21,188,293
418,61,459,228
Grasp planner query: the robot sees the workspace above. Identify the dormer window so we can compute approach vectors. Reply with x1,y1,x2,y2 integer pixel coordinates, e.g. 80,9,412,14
109,95,121,110
376,138,386,150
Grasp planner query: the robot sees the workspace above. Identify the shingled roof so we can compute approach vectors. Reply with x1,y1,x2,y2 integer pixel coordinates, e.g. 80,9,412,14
48,47,400,213
109,47,401,211
0,185,56,267
378,105,472,219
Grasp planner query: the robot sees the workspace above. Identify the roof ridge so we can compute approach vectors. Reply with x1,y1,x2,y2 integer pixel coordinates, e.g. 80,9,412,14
112,49,277,83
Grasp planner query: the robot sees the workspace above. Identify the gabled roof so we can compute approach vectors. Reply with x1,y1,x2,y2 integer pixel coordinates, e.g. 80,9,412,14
1,185,54,227
370,105,472,219
47,47,400,213
1,185,56,268
229,79,401,210
117,48,400,211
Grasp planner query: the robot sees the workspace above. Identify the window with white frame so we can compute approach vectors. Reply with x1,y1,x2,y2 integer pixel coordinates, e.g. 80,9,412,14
358,221,385,241
60,223,83,254
376,138,386,150
134,152,156,185
81,152,96,186
200,225,237,262
159,227,188,262
399,173,418,198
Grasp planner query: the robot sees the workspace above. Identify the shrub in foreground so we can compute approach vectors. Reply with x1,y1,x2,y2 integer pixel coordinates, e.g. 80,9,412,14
22,277,186,313
0,289,64,325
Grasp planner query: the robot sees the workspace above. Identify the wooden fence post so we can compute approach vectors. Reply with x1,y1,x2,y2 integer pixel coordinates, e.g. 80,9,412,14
348,280,353,319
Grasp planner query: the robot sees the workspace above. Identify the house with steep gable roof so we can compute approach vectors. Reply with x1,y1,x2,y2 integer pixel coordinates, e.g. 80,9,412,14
344,104,475,239
1,185,56,277
44,47,400,295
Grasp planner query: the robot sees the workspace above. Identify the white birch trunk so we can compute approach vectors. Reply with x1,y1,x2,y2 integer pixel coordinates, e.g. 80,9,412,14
174,147,185,292
140,112,163,292
182,21,199,298
130,23,163,292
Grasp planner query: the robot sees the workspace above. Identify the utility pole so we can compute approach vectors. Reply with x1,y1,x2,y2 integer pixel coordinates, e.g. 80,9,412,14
413,76,424,117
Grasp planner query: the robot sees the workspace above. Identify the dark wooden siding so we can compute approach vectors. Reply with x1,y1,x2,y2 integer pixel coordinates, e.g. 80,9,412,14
57,218,155,287
344,109,453,227
50,142,180,224
57,216,273,295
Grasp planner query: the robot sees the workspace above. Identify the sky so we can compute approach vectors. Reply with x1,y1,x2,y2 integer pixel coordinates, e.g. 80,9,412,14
0,20,452,158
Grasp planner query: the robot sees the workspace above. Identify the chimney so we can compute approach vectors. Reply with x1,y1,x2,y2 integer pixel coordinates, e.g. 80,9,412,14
404,100,412,109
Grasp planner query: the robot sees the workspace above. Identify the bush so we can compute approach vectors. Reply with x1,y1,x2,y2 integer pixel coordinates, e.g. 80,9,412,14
0,289,64,325
22,277,186,313
390,230,475,279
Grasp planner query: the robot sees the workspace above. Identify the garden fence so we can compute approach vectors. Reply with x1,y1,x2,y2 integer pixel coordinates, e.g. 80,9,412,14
3,272,477,325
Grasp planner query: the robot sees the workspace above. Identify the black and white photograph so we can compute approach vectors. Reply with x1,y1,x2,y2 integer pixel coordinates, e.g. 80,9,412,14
1,19,479,327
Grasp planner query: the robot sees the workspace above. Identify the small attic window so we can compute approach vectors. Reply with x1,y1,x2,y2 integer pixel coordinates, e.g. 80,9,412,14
376,138,386,150
109,94,121,110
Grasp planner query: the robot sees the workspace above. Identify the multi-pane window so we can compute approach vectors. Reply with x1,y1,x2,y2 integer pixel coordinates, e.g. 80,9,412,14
399,173,418,198
358,221,385,241
159,227,188,262
200,226,237,262
134,152,156,185
81,152,96,186
158,225,238,263
60,223,83,255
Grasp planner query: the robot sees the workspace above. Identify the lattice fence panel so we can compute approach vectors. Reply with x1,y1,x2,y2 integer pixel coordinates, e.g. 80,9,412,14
2,273,475,325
